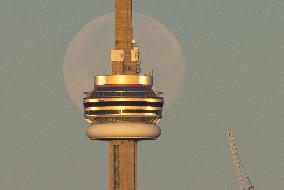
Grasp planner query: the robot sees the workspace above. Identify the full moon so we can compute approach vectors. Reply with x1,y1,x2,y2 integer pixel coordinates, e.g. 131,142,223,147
64,13,185,111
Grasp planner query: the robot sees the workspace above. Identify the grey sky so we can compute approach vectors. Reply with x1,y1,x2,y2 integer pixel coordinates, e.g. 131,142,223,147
0,0,283,190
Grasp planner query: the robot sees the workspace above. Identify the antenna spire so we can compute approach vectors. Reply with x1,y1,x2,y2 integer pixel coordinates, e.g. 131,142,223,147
111,0,140,75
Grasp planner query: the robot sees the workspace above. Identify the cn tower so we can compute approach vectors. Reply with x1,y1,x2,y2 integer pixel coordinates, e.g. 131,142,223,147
83,0,164,190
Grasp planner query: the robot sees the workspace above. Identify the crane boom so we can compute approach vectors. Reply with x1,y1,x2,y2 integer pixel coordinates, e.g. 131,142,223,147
227,129,245,190
227,129,255,190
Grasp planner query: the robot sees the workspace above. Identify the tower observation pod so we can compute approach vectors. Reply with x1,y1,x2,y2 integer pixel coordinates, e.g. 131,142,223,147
84,75,163,139
82,0,164,190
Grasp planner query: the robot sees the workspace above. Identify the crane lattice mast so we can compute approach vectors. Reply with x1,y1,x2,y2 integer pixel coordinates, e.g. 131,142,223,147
227,129,255,190
227,128,245,190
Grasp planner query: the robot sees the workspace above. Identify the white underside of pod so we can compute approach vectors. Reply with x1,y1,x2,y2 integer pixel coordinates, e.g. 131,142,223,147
86,123,161,140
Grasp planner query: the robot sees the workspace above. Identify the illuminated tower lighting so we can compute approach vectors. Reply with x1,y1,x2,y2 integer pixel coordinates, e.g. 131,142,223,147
83,0,164,190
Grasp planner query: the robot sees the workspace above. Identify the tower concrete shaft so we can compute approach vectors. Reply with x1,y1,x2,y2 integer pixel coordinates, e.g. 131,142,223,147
112,0,138,75
83,0,163,190
109,140,137,190
111,1,137,189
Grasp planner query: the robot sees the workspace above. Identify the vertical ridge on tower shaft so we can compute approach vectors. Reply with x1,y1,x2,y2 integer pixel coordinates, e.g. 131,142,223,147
109,140,137,190
112,0,137,75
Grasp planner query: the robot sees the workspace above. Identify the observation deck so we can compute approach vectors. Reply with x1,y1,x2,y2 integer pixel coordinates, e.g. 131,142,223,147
83,75,164,140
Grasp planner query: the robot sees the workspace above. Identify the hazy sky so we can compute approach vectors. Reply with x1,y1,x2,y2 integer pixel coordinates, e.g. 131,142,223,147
0,0,283,190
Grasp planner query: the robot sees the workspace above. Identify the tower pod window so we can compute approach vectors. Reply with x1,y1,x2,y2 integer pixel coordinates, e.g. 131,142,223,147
86,110,162,115
84,101,163,107
90,117,159,124
95,86,151,91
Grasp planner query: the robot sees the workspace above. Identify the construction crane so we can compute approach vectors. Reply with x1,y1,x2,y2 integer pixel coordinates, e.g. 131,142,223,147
227,129,255,190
